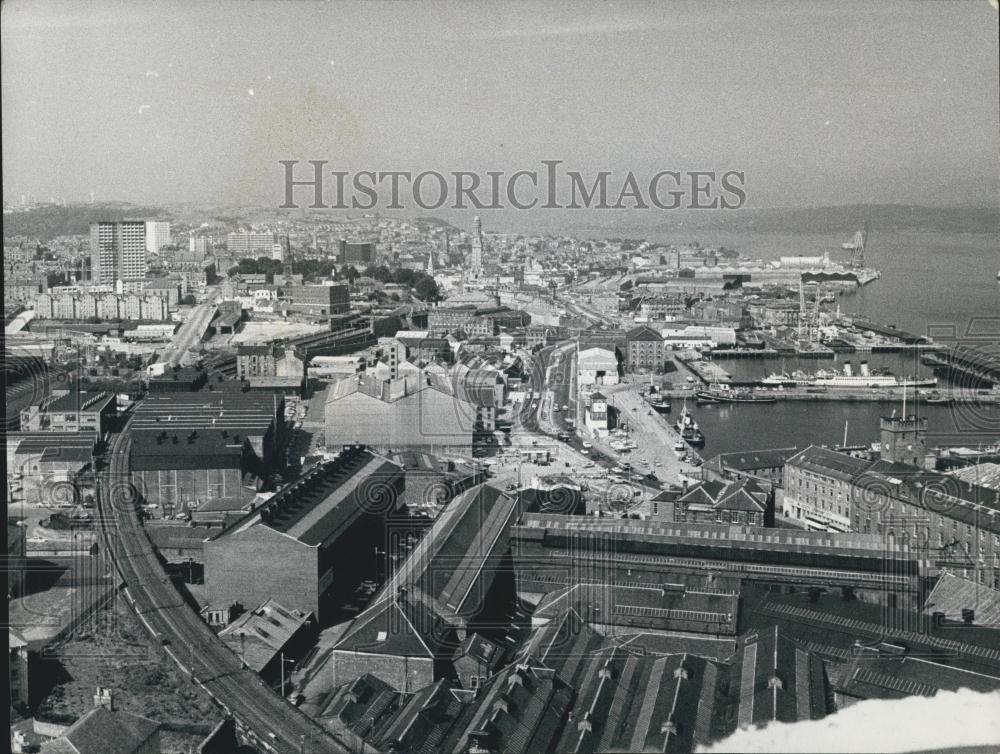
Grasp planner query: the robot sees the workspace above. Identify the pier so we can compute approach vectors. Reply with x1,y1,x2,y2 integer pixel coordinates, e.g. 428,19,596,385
661,385,1000,404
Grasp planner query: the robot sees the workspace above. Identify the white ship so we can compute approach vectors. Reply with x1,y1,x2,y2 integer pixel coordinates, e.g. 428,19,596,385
761,360,936,389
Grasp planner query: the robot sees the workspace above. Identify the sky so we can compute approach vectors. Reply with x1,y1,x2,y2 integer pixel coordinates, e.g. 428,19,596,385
2,0,998,218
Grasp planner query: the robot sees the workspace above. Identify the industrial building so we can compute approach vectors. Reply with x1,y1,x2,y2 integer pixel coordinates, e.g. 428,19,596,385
324,372,484,456
19,390,116,436
204,446,404,621
576,346,619,386
512,513,927,609
284,283,350,319
330,484,520,691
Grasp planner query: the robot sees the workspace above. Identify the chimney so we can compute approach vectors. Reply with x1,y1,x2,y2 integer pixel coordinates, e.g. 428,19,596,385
962,608,975,625
577,712,593,733
768,673,784,690
94,686,113,710
673,665,689,681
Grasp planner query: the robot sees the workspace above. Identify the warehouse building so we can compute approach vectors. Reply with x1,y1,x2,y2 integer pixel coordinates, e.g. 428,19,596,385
204,446,404,621
330,484,520,691
130,392,285,469
324,372,483,456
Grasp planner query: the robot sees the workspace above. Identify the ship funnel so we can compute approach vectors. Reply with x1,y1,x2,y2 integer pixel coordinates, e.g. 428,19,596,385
860,361,870,377
843,361,853,377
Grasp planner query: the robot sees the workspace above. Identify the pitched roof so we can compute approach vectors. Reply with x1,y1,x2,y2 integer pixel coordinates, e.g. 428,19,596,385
723,626,828,732
786,445,873,481
218,599,313,672
922,571,1000,626
834,647,1000,701
625,325,662,341
332,589,452,659
373,483,520,620
554,649,723,754
708,447,800,472
42,707,159,754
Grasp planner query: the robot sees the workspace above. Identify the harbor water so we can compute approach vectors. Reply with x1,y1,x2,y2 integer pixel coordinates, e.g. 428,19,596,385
645,228,1000,455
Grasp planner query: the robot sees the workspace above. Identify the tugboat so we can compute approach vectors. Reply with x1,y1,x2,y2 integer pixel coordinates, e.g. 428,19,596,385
646,393,672,413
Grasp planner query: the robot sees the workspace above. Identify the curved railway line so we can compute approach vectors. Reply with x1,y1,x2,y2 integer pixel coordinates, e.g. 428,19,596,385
96,427,348,753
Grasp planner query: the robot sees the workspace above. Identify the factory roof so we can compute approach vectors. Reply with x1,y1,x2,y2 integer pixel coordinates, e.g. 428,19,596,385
723,626,828,731
741,590,1000,676
833,647,1000,702
786,445,874,482
454,663,574,754
515,512,912,559
130,428,245,470
9,431,98,455
129,393,279,435
554,648,722,754
374,483,520,619
218,599,313,673
922,571,1000,627
331,588,452,659
38,390,115,414
218,446,402,548
327,372,484,406
533,581,738,635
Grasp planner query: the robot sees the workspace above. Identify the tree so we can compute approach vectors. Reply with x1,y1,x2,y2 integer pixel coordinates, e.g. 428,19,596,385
414,276,440,302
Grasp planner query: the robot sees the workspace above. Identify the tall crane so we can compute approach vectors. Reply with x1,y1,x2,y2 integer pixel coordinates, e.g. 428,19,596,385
843,221,870,268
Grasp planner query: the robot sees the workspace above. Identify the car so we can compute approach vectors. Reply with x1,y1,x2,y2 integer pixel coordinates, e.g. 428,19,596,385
582,441,592,449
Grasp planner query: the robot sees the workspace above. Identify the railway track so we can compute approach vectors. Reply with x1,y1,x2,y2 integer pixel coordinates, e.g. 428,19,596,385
96,428,348,753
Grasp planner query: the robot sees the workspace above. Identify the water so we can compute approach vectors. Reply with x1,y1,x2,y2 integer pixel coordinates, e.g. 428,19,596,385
685,400,1000,458
646,228,1000,454
644,228,1000,338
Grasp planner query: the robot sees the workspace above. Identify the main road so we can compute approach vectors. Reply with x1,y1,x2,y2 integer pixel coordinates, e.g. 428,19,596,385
97,425,349,753
159,288,221,367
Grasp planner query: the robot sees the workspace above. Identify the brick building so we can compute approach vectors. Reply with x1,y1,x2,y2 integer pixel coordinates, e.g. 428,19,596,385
782,446,873,532
625,325,666,372
204,447,404,621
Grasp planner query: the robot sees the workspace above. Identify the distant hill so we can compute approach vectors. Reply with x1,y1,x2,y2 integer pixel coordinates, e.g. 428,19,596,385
655,204,999,234
3,203,169,241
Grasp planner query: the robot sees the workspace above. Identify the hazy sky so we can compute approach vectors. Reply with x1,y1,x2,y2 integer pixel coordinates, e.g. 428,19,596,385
2,0,998,213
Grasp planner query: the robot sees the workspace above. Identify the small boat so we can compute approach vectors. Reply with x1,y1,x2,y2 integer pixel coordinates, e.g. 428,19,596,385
925,392,951,405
